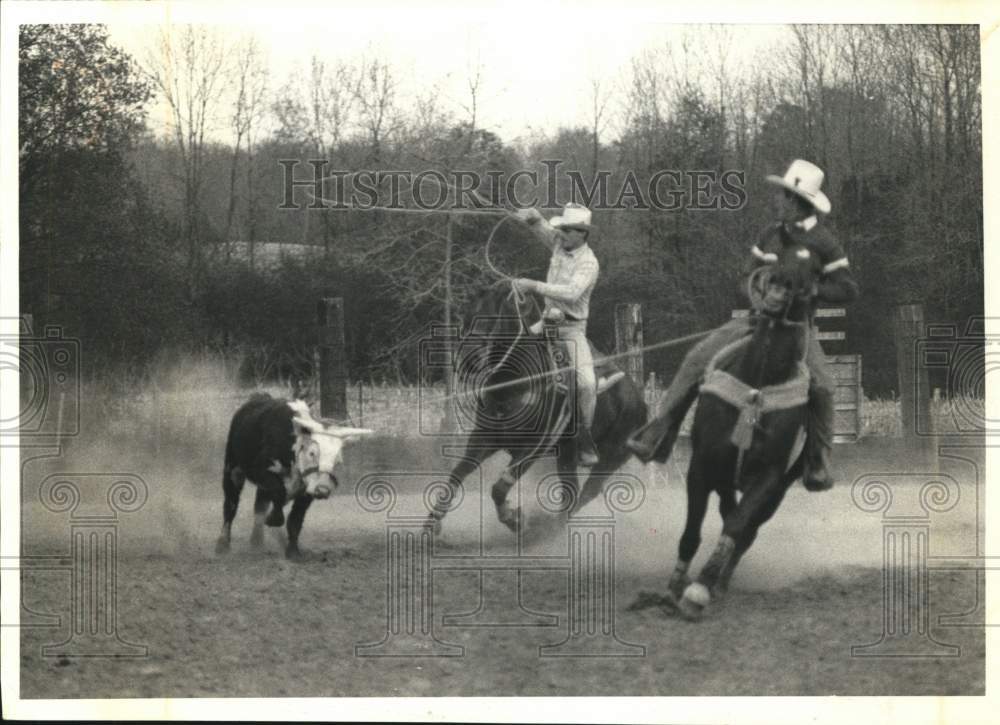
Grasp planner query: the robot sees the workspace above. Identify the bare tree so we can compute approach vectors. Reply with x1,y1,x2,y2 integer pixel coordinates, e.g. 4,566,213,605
225,35,269,263
353,55,399,164
587,75,612,176
143,25,230,300
273,55,357,249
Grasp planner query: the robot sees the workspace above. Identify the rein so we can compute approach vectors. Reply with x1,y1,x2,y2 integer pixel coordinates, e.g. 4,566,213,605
489,280,529,377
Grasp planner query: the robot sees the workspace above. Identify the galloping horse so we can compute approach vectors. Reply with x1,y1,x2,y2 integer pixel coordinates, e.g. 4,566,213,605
427,282,648,533
650,241,820,620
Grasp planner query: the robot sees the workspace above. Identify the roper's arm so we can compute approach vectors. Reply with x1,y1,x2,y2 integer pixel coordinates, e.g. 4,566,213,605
532,258,599,303
816,266,859,304
815,232,859,304
513,207,558,250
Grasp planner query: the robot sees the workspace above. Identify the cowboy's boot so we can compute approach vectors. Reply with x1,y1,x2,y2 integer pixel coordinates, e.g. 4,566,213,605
627,386,698,464
803,387,835,492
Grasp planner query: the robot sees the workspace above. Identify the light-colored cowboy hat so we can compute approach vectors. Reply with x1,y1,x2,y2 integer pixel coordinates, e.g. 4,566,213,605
549,202,594,231
765,159,832,215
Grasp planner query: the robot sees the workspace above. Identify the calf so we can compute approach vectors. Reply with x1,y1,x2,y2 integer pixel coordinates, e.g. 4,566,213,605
216,393,372,559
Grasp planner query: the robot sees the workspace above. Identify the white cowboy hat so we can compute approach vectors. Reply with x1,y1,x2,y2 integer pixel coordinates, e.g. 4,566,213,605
549,202,593,231
765,159,832,215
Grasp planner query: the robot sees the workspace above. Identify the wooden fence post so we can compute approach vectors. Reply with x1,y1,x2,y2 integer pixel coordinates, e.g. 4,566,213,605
894,304,934,467
317,297,348,420
614,303,643,384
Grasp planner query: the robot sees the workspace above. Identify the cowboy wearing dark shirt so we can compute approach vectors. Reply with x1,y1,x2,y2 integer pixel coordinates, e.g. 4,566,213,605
627,159,859,491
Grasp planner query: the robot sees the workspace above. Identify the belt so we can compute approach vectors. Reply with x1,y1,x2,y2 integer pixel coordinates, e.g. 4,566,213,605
544,312,585,323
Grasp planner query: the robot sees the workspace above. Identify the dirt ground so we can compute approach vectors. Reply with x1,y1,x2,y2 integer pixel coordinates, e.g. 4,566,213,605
17,437,986,698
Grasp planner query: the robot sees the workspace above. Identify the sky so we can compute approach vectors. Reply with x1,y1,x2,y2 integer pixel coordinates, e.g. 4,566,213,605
102,6,790,144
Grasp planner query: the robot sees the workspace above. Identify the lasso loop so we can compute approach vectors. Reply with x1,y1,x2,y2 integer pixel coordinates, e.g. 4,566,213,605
483,214,519,282
747,266,773,313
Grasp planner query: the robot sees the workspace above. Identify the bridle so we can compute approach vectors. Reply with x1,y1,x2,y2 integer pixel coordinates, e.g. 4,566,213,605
748,265,813,330
746,262,817,370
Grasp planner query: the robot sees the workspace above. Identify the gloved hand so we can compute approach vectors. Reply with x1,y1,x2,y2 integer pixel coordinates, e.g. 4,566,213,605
514,278,538,294
514,207,543,225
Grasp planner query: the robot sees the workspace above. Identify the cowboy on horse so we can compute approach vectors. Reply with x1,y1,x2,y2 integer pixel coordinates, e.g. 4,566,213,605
627,159,859,491
512,202,601,467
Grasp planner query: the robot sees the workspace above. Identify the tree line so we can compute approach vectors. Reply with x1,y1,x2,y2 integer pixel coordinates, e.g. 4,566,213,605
19,24,982,396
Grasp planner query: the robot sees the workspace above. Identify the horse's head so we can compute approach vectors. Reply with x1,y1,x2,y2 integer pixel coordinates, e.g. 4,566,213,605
457,281,545,404
757,243,821,320
462,281,541,345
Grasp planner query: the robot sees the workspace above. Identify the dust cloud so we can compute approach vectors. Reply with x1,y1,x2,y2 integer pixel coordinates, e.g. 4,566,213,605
20,374,981,595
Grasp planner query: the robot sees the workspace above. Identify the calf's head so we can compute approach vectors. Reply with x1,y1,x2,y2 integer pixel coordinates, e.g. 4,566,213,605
288,401,373,499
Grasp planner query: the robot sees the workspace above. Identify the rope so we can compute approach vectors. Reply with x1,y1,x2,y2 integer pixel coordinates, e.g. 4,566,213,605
421,327,713,409
746,266,772,313
484,214,519,280
489,281,527,376
302,169,512,218
295,169,713,416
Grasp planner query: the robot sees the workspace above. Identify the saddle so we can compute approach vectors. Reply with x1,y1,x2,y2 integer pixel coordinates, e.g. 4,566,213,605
699,336,809,462
528,319,625,395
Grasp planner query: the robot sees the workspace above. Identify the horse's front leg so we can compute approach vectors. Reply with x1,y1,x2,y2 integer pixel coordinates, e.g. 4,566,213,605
668,461,711,604
492,452,538,532
680,466,783,621
427,444,493,535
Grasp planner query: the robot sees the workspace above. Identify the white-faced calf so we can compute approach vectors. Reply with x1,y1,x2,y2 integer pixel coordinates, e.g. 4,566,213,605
216,393,373,559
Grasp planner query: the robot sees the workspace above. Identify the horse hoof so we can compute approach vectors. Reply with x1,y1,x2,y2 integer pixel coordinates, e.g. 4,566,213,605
678,596,705,621
249,529,264,548
214,538,230,555
679,582,711,622
285,545,304,561
668,573,692,601
265,508,285,527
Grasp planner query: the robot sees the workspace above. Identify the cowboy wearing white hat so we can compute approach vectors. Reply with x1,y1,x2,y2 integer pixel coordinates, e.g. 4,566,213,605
513,202,601,466
628,159,859,491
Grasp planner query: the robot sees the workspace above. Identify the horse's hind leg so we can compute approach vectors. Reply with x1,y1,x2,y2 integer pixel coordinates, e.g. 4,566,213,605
569,453,629,515
717,479,791,595
492,452,539,532
713,488,742,597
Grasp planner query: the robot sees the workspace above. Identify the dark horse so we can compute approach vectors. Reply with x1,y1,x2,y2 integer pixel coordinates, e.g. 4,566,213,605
646,242,820,620
427,282,648,533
